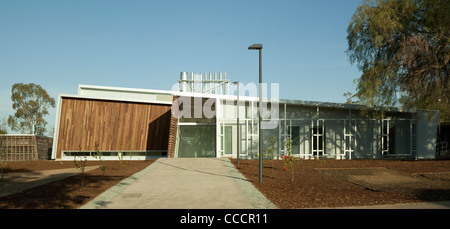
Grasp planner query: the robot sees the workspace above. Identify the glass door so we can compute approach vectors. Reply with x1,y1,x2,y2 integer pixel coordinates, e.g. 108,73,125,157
220,125,232,157
176,124,216,158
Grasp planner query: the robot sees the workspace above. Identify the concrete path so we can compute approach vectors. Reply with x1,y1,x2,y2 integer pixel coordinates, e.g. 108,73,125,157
81,158,277,209
0,166,98,197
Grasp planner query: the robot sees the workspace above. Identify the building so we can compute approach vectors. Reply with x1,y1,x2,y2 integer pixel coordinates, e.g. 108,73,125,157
437,122,450,159
51,72,439,161
1,134,53,161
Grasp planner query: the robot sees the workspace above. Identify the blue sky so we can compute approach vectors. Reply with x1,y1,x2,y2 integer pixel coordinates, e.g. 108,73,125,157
0,0,362,134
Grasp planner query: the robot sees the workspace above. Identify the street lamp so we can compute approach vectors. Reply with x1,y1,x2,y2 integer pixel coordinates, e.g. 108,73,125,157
232,81,240,164
248,43,263,183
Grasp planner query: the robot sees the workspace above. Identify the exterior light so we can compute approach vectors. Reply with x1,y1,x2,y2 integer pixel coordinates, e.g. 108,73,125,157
232,81,240,164
248,43,263,183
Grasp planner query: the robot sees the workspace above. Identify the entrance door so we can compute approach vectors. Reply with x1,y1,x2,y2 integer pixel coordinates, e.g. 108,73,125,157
176,125,216,157
220,125,232,157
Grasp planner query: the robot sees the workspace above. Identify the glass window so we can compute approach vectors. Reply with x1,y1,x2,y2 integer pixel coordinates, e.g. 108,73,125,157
64,151,90,157
311,126,325,156
412,123,417,151
289,126,300,155
101,152,118,156
177,125,216,157
224,126,232,155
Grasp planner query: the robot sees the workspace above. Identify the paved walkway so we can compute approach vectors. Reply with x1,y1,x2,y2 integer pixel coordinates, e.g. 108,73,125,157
81,158,277,209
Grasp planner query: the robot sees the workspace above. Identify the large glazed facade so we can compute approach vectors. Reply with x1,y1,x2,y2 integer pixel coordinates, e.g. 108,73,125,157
52,81,439,160
214,97,438,160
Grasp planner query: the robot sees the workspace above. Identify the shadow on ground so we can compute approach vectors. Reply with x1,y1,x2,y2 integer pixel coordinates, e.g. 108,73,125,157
0,173,133,209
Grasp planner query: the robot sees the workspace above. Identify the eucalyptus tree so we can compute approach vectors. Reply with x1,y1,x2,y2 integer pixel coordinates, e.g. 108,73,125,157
347,0,449,121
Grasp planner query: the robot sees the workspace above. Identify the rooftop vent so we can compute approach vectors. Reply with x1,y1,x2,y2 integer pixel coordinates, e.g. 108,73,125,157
178,72,229,95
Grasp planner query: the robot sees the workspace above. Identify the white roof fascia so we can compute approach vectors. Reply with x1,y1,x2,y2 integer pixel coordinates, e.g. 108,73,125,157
173,91,260,102
78,84,174,96
59,93,173,105
76,85,420,114
211,94,417,114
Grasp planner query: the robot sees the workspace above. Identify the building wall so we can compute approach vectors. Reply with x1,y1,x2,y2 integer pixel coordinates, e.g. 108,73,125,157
55,97,171,159
218,100,428,159
173,96,217,158
78,85,174,104
417,109,439,159
52,85,438,160
0,135,52,161
36,136,53,160
167,96,179,158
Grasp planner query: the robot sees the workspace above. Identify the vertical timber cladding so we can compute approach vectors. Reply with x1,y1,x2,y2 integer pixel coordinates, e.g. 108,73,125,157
56,97,171,159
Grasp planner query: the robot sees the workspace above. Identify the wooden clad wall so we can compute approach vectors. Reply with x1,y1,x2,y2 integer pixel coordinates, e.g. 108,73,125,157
56,98,171,159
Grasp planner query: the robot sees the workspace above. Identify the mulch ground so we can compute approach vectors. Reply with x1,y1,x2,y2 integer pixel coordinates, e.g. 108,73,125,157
230,159,450,209
0,160,155,209
1,159,450,209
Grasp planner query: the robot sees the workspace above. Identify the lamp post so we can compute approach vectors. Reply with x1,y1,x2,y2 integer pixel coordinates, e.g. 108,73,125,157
232,81,240,164
248,43,263,183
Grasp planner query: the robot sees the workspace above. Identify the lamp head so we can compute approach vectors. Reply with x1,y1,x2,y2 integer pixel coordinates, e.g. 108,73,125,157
248,43,263,50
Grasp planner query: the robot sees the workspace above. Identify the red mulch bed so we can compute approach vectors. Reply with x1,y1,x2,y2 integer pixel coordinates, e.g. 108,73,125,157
0,160,155,209
231,159,450,209
1,159,450,209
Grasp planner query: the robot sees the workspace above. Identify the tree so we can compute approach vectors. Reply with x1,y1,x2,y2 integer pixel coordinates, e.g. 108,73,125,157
0,118,7,134
7,83,56,135
347,0,449,121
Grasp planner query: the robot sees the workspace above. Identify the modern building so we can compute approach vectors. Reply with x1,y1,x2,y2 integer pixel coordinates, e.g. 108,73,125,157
51,72,439,161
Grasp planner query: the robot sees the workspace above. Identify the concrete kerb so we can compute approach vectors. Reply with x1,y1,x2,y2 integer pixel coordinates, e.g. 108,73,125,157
222,158,277,209
81,158,278,209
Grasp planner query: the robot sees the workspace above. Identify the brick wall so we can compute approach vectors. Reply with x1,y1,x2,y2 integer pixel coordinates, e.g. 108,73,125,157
167,96,179,158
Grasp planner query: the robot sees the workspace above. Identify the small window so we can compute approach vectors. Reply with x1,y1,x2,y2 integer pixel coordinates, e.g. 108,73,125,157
64,151,91,157
124,152,146,156
101,152,118,156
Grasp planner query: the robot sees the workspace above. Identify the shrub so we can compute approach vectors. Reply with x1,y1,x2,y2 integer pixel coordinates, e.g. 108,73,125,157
93,142,106,175
264,135,277,169
74,156,87,186
282,137,295,182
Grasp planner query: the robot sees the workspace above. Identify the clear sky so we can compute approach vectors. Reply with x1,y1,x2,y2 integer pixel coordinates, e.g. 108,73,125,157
0,0,362,134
